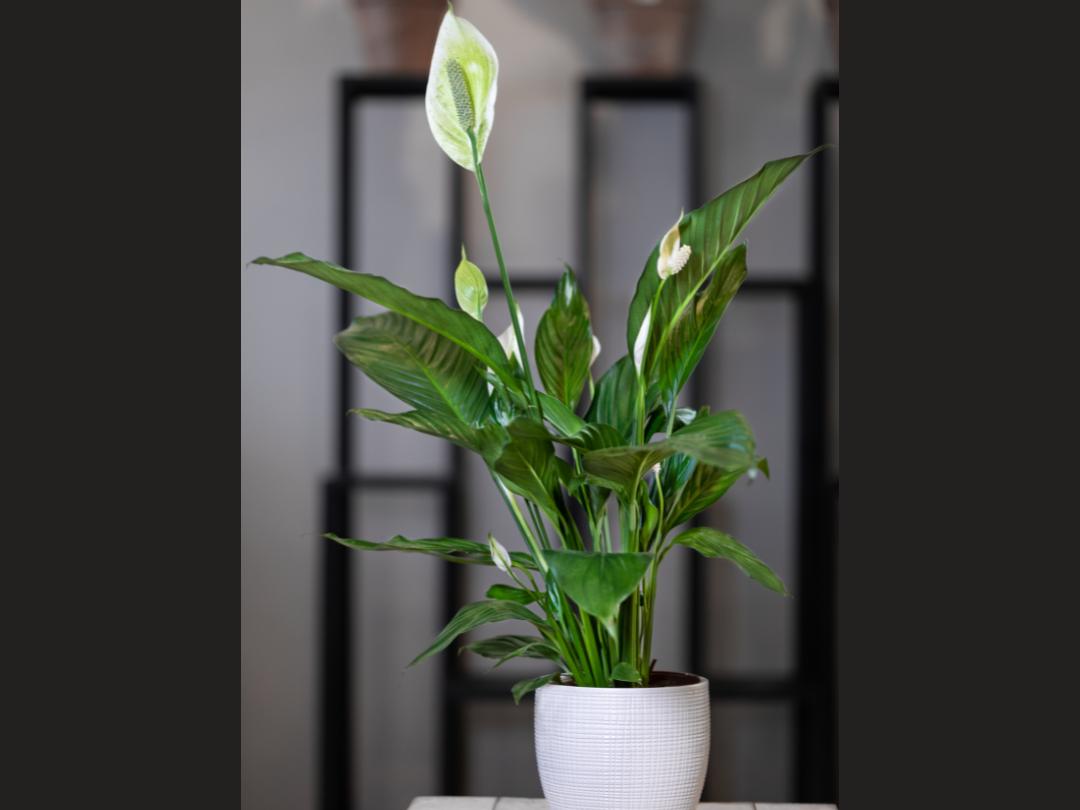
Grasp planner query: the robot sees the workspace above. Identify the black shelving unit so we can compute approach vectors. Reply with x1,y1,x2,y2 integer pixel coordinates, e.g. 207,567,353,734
321,74,838,809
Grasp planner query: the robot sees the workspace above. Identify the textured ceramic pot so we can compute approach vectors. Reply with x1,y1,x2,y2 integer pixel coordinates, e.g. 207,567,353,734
534,673,710,810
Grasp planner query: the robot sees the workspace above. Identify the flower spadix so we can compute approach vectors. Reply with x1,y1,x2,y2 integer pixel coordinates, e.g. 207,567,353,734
656,212,691,280
425,4,498,171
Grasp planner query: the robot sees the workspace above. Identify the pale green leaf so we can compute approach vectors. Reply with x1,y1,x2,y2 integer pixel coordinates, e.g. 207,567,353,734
454,247,488,320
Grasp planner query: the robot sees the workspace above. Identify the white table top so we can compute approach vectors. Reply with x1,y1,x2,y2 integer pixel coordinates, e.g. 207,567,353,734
407,799,837,810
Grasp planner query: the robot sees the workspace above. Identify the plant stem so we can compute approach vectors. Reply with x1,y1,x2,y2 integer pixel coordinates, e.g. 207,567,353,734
468,131,543,418
490,472,547,573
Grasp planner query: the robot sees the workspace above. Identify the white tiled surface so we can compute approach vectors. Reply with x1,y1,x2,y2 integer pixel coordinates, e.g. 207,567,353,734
407,800,834,810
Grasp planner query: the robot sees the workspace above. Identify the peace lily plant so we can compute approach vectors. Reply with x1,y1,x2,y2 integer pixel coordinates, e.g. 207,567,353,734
255,5,823,705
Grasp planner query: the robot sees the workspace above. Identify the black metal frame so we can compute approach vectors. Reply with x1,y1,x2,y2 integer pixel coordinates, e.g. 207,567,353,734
320,74,838,810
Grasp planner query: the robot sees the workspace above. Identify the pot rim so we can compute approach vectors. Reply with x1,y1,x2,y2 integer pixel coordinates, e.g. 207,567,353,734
539,670,708,692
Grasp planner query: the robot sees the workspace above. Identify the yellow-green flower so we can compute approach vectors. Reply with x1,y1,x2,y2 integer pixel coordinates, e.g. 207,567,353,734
425,4,498,171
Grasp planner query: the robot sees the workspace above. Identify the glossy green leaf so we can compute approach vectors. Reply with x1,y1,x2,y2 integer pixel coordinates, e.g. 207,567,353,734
627,149,825,360
585,355,639,442
409,599,543,667
535,266,593,410
350,408,507,464
663,463,746,530
610,661,643,684
537,392,586,436
542,550,652,624
493,419,572,522
485,583,536,605
326,533,538,570
336,312,489,424
512,672,559,705
454,246,488,320
584,410,756,498
653,245,747,401
461,634,560,663
669,527,788,595
251,253,519,390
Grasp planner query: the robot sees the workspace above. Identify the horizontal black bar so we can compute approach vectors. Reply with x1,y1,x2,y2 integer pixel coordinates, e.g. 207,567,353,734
341,76,426,98
444,672,803,702
483,275,560,291
584,76,699,101
326,474,454,492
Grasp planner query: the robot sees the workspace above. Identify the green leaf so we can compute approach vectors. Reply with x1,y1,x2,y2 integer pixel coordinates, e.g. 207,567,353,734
454,246,488,320
653,245,747,401
326,533,538,570
493,419,572,522
542,550,652,624
583,410,757,499
670,527,788,595
461,634,560,663
485,584,536,605
663,463,746,530
512,672,559,705
585,355,639,442
611,661,643,684
350,408,509,464
251,253,519,390
336,312,489,425
627,149,825,362
537,392,586,436
409,599,544,667
665,409,757,469
535,266,593,410
582,444,671,499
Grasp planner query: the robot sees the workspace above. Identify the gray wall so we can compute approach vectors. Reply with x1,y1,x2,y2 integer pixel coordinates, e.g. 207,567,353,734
242,2,835,808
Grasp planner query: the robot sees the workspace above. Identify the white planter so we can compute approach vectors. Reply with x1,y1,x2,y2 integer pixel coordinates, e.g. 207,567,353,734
534,672,710,810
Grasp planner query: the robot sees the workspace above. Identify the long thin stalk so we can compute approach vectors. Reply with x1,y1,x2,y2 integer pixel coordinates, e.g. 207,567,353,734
468,132,543,418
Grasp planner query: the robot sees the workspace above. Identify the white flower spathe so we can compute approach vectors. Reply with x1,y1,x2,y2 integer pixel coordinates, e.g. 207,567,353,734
656,213,692,280
590,335,601,368
633,309,652,375
425,6,498,171
497,305,525,364
488,533,512,573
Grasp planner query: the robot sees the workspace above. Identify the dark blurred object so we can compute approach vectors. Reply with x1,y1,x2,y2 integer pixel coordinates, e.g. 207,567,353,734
590,0,697,75
348,0,443,75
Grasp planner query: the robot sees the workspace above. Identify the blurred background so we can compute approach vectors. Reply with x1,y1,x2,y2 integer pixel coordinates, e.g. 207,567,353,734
241,1,839,809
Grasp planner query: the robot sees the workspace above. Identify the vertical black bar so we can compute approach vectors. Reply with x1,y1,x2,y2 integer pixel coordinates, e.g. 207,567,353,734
320,480,352,810
320,78,356,810
795,77,838,803
337,82,355,473
440,165,467,795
